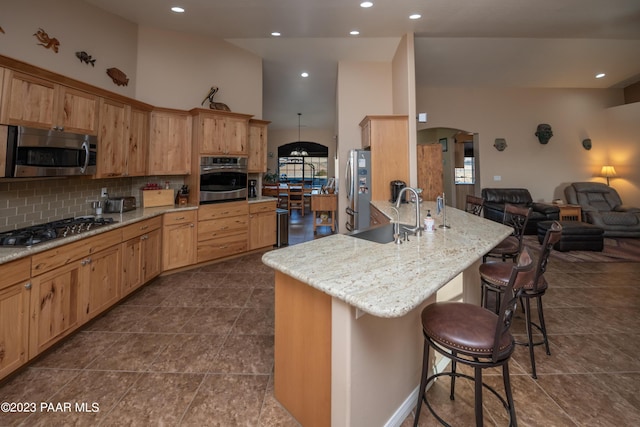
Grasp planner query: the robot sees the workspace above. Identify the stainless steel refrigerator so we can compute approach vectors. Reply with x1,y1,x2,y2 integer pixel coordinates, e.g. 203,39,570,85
345,149,372,232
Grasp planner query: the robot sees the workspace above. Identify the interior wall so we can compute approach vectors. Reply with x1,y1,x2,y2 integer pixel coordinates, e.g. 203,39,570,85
392,33,417,187
0,0,138,98
136,26,263,117
415,86,640,204
336,61,393,232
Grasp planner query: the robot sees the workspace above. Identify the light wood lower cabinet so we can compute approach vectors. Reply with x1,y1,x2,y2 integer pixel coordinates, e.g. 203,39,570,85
197,201,248,263
370,204,391,226
29,229,122,359
163,210,196,271
121,217,162,298
0,257,30,379
249,201,277,250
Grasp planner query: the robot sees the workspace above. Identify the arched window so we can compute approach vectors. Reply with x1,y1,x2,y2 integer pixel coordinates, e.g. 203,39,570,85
278,142,328,187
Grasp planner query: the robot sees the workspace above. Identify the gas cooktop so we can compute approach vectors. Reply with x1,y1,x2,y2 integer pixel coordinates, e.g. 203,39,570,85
0,217,117,247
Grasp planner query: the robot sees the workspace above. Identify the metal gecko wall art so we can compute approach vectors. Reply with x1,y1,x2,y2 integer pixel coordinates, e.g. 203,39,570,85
34,28,60,53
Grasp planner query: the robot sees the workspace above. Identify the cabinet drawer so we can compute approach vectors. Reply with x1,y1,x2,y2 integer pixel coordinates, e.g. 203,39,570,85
198,201,248,220
32,229,121,276
249,201,277,214
197,233,247,263
198,216,248,241
0,257,30,291
121,217,162,241
163,210,197,225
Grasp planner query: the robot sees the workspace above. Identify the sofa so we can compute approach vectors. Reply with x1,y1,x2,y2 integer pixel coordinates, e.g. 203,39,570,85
564,182,640,237
481,188,560,235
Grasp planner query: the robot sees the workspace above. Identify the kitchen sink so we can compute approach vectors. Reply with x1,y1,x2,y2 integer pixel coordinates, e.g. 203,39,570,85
347,223,413,244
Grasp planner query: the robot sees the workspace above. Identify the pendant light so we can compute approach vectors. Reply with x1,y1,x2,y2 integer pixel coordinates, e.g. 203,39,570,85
290,113,308,156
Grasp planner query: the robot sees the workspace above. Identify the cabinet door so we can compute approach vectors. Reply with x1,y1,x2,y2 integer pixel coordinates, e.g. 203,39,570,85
225,116,248,155
121,237,143,297
249,211,276,250
199,114,226,154
127,107,149,176
29,262,83,359
82,245,121,321
96,98,127,177
142,228,162,282
57,86,99,135
0,71,57,129
149,110,192,175
248,120,268,173
163,222,196,270
0,257,30,380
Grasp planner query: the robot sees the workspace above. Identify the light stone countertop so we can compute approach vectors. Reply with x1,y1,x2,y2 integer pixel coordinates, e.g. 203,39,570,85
261,200,512,318
0,205,198,265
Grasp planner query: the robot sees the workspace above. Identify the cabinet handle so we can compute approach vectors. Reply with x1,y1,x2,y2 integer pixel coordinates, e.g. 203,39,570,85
141,234,148,240
24,282,32,290
190,223,194,227
175,216,185,220
81,257,92,266
218,245,228,249
140,225,149,230
220,226,229,230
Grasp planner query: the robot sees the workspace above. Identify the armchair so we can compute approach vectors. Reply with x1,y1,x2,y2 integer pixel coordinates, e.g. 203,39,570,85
481,188,560,235
564,182,640,237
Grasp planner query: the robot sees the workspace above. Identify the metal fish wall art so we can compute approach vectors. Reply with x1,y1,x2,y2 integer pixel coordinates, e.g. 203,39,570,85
75,51,96,67
34,28,60,53
106,67,129,86
0,26,5,34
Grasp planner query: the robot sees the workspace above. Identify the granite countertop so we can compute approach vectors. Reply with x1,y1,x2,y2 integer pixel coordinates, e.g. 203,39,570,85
261,200,512,318
0,205,198,265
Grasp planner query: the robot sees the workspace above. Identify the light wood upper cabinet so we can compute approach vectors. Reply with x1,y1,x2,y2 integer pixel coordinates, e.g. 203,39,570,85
149,109,192,175
0,257,30,379
127,107,150,177
96,98,127,178
360,115,409,202
0,71,98,135
248,119,270,173
191,109,252,155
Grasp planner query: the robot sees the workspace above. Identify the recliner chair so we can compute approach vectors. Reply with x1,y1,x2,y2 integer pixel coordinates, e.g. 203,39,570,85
564,182,640,237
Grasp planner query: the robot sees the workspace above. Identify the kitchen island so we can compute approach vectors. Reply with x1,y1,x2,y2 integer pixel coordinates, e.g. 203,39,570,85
261,200,511,427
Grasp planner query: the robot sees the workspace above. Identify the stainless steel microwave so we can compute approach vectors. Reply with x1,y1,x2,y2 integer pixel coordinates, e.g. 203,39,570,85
1,125,97,178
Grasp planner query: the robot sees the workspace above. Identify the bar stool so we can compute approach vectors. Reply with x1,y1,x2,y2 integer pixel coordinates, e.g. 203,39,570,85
465,194,484,216
480,221,562,378
483,204,531,263
413,248,534,427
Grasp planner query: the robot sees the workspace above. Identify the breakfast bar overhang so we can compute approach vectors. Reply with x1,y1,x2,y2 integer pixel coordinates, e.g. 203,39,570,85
262,201,511,427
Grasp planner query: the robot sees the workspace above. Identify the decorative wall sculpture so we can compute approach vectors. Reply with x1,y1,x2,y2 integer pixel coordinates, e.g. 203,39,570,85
76,51,96,66
106,67,129,86
494,138,507,151
34,28,60,53
535,123,553,144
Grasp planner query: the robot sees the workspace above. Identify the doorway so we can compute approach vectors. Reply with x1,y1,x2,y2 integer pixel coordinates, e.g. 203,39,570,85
417,128,481,209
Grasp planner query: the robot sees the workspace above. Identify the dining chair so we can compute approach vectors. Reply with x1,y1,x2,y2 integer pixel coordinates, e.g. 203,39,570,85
288,183,305,216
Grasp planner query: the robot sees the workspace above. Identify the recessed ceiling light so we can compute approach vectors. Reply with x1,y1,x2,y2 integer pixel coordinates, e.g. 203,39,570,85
271,32,281,37
350,30,360,36
301,72,309,78
360,2,373,8
595,73,606,79
171,6,185,13
409,13,422,20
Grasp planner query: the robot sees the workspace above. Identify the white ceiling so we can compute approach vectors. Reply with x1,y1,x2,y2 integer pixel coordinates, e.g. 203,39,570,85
84,0,640,130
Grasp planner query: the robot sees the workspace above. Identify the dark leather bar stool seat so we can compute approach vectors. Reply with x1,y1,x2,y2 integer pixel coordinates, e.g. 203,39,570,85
480,221,562,379
413,248,535,427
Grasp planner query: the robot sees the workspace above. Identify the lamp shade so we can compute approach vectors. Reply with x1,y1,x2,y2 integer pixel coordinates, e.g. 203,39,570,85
600,165,617,186
600,165,617,177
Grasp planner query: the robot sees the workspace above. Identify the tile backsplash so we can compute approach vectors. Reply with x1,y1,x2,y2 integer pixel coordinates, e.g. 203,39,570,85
0,176,184,232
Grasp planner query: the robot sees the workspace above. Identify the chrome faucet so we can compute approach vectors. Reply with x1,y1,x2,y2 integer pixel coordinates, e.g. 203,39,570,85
395,186,422,236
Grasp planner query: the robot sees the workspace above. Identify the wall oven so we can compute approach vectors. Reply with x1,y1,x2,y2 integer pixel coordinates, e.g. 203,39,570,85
1,125,97,177
199,157,248,204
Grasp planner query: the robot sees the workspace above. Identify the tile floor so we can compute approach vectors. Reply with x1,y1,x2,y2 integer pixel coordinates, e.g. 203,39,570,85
1,212,639,426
